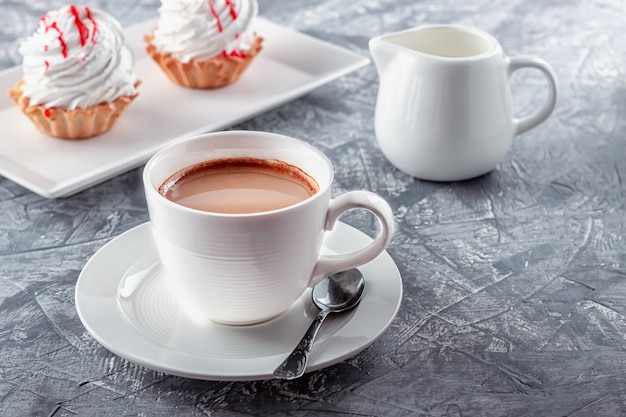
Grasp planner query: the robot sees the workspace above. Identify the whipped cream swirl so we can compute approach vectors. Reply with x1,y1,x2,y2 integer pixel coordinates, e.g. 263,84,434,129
19,5,138,110
151,0,258,63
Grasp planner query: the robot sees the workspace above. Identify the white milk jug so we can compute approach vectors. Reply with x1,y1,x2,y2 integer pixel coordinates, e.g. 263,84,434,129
370,25,558,181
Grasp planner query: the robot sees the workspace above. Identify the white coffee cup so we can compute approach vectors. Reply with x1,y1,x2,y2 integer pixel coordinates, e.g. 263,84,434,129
143,131,395,325
370,24,558,181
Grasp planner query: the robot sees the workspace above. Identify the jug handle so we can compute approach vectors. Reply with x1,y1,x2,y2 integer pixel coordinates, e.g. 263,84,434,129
508,56,558,136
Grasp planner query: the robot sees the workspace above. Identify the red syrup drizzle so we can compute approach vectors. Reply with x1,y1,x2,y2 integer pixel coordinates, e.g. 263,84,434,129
222,49,245,58
208,0,223,32
84,7,98,44
209,1,245,59
40,6,98,70
69,5,90,46
225,0,238,20
41,16,69,59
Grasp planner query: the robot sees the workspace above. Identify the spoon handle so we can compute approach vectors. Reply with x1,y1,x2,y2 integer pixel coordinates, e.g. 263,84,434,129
273,309,330,380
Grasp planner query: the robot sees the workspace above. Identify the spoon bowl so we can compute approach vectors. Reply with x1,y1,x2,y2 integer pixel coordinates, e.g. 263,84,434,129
273,269,365,380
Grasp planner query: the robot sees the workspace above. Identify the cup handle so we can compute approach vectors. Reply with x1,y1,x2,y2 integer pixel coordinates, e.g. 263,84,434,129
508,56,558,136
310,191,395,285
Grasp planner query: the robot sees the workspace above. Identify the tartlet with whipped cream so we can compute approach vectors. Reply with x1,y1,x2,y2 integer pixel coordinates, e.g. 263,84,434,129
145,0,263,89
8,5,139,140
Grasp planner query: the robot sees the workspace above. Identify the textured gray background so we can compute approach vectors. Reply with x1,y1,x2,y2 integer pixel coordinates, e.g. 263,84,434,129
1,0,626,416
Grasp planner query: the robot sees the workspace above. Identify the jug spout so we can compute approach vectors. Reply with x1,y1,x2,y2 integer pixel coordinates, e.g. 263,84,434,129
369,36,397,75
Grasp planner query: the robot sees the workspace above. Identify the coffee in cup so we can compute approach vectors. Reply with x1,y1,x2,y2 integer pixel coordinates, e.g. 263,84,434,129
159,157,319,214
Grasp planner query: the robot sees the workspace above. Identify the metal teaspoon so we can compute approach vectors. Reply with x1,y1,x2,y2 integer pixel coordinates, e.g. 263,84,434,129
273,269,366,380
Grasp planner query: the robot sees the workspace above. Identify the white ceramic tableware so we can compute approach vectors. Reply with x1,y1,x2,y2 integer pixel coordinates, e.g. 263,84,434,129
143,131,394,325
370,24,558,181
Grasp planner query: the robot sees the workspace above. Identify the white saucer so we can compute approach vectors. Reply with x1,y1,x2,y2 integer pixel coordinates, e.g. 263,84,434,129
75,222,402,381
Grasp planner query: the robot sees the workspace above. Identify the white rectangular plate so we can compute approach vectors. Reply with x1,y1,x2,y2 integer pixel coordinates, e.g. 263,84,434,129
0,17,368,198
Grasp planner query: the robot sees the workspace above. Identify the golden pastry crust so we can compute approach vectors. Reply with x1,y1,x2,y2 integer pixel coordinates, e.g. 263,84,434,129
9,80,140,140
144,33,263,89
